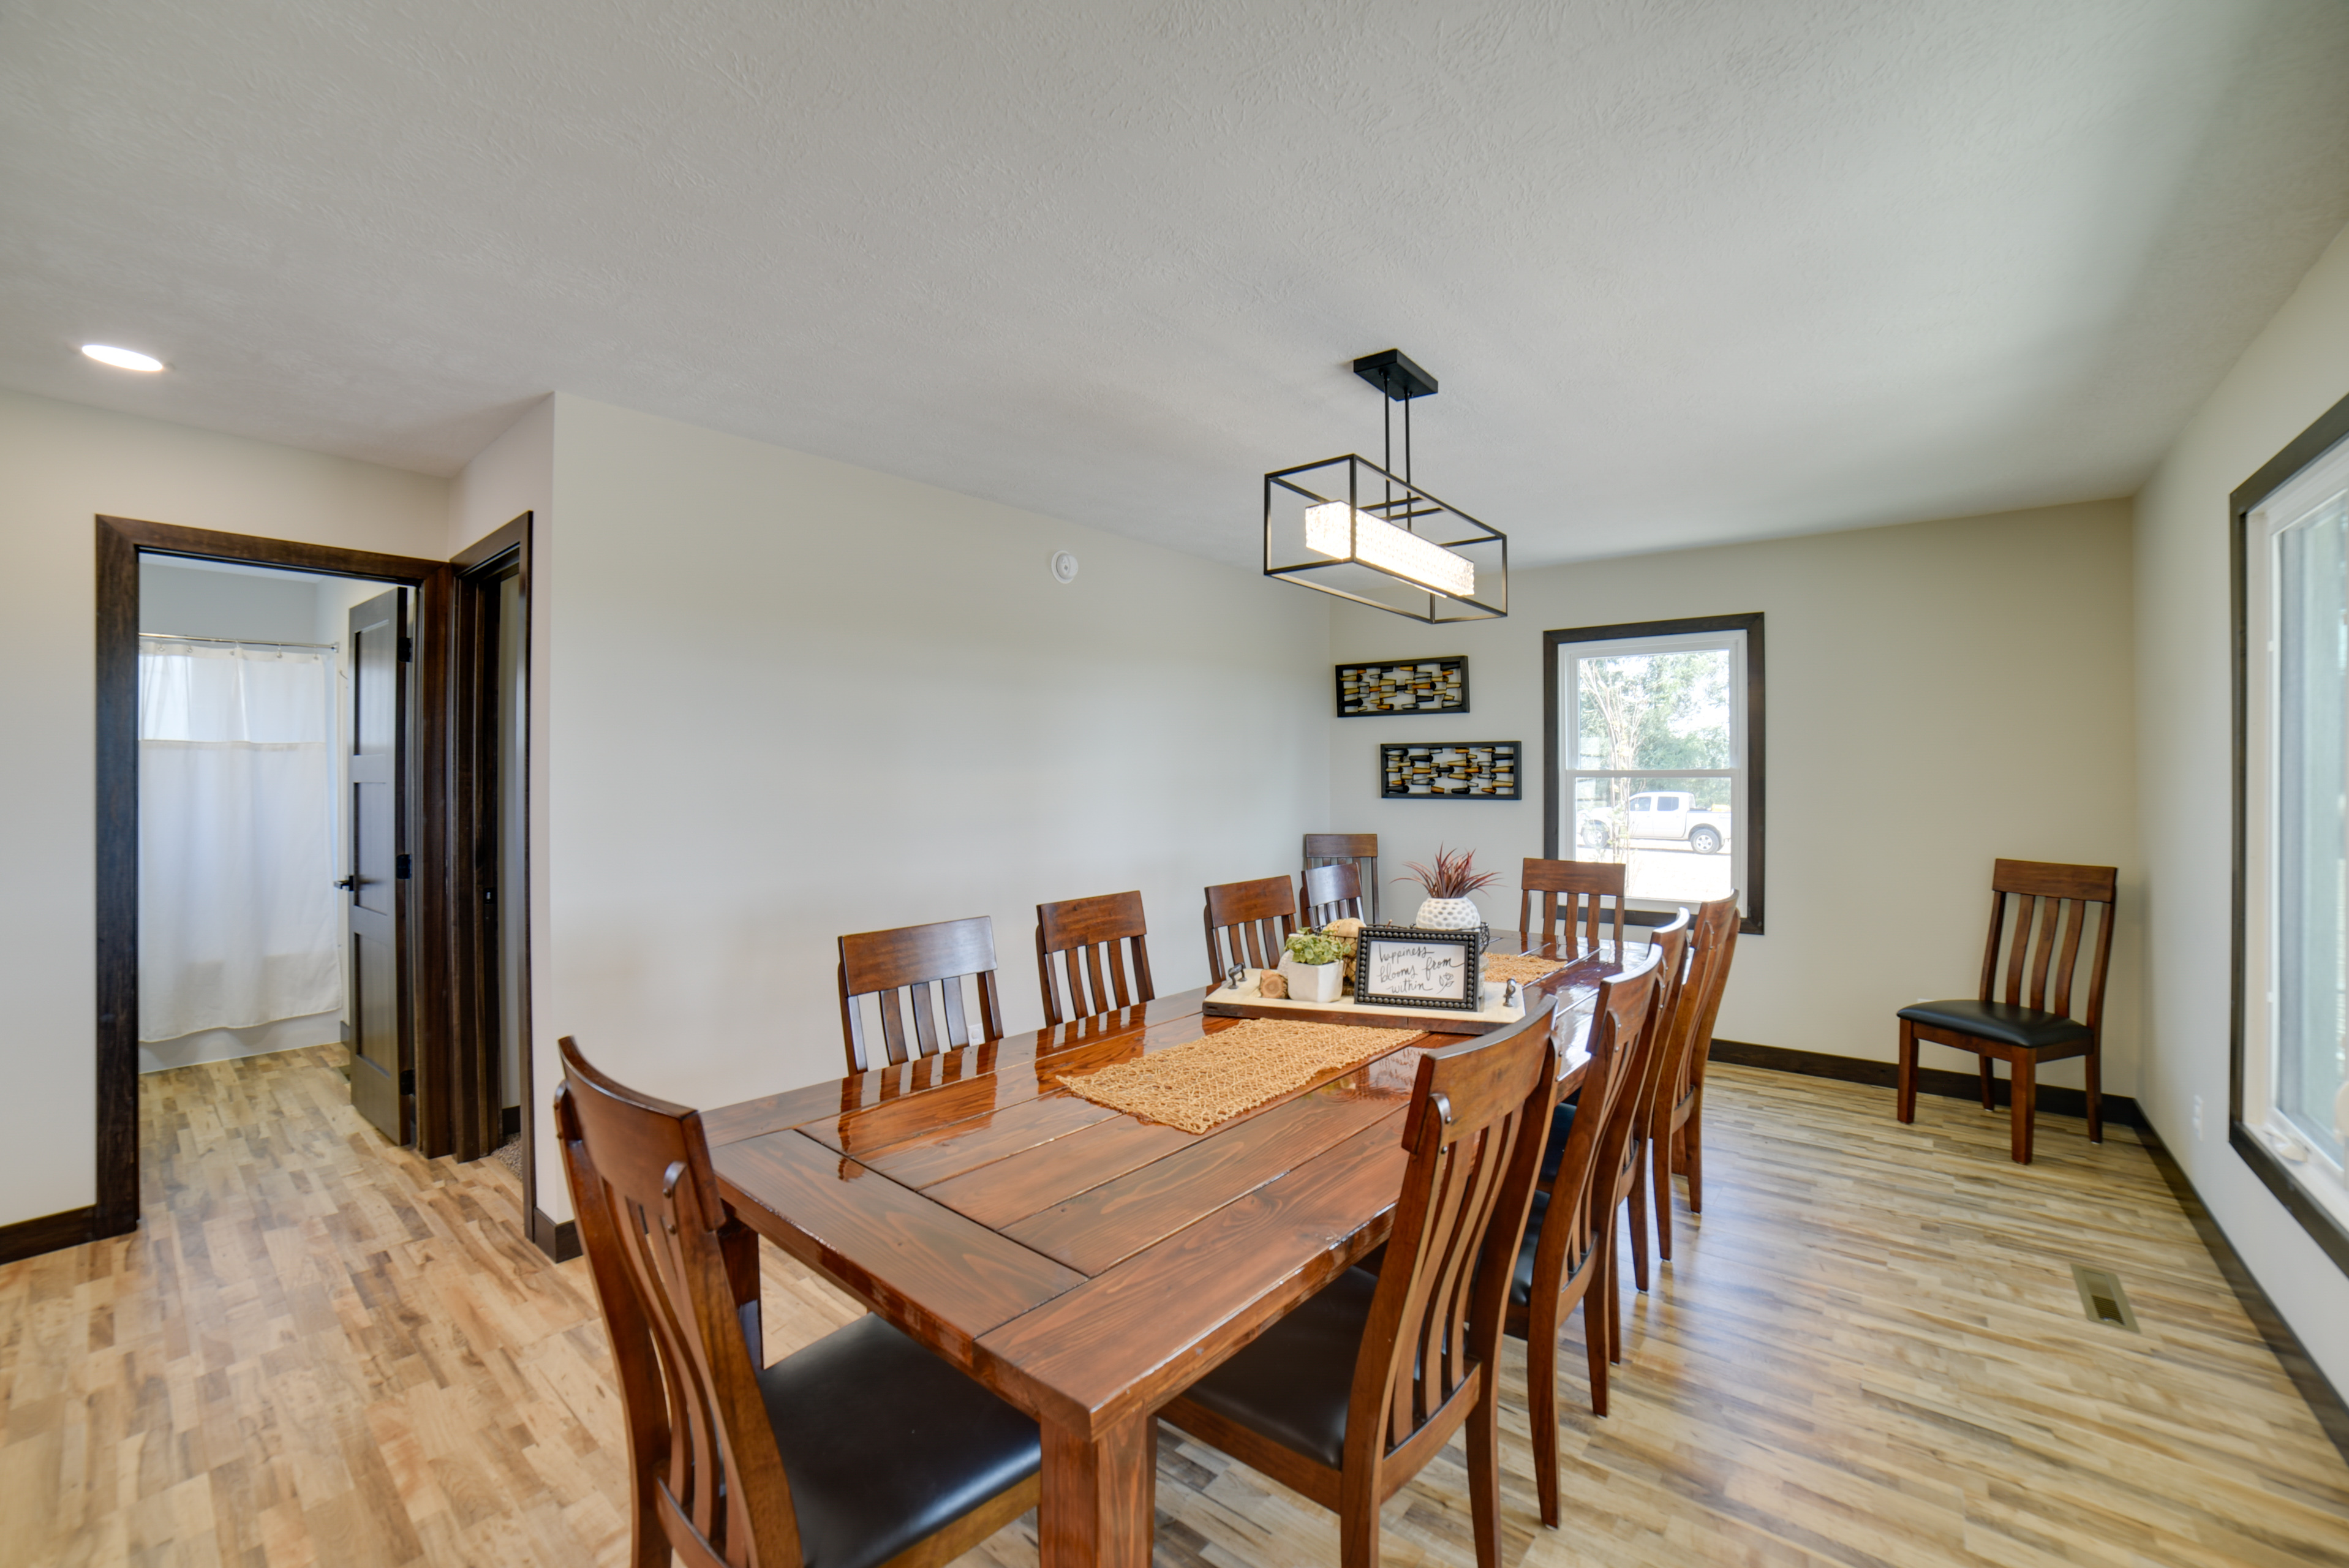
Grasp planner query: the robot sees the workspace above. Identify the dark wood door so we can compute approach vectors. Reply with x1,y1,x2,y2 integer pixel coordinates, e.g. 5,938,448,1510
347,587,412,1142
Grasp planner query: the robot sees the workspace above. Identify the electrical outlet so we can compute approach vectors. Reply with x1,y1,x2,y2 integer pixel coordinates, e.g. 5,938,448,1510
2193,1095,2204,1140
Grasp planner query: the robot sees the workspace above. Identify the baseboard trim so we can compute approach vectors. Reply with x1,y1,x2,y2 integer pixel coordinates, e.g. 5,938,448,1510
1708,1038,2144,1128
529,1205,581,1263
0,1204,108,1265
1716,1036,2349,1467
2134,1123,2349,1468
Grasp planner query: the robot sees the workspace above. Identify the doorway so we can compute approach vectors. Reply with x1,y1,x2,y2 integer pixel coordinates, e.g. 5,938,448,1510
90,514,534,1251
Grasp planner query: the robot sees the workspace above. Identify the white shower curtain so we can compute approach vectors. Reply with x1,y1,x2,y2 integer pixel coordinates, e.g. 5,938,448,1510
138,639,342,1042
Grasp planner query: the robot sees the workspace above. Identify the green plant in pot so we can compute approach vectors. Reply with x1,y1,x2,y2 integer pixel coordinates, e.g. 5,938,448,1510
1397,845,1499,930
1278,929,1346,1002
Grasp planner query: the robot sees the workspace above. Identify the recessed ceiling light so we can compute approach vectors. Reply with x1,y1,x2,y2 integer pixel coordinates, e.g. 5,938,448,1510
81,344,164,372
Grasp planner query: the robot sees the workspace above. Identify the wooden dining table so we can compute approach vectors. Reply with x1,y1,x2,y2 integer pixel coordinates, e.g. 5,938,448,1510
702,935,1629,1568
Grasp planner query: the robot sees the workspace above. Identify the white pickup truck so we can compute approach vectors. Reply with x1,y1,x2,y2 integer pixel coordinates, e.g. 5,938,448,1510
1580,790,1731,854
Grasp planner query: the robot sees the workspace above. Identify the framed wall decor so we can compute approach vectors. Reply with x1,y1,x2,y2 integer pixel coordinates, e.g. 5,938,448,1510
1380,741,1520,799
1337,656,1468,716
1351,924,1485,1012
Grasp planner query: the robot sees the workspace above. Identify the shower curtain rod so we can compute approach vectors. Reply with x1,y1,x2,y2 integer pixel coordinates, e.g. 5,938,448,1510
139,632,337,650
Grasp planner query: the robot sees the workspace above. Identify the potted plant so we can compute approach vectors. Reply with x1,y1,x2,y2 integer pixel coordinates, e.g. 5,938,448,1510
1278,929,1347,1002
1397,845,1499,930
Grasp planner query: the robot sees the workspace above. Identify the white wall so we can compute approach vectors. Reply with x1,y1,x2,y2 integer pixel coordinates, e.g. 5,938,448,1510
532,395,1330,1219
140,560,323,643
0,387,446,1227
2136,223,2349,1393
1327,500,2141,1090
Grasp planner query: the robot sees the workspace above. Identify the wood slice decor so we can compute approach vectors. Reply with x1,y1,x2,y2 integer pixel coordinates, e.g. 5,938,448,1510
1053,1019,1419,1134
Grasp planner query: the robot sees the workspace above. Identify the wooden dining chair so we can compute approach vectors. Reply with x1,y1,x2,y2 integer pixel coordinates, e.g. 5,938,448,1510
1650,894,1741,1260
1604,909,1692,1305
1161,999,1561,1568
1300,862,1365,927
1035,890,1155,1027
1304,832,1379,922
553,1036,1041,1568
1897,859,2116,1163
837,916,1003,1075
1519,858,1626,955
1503,951,1661,1524
1202,875,1297,982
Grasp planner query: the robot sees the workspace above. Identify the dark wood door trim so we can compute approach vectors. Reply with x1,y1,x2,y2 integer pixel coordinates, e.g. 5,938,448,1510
93,516,457,1242
451,514,532,1207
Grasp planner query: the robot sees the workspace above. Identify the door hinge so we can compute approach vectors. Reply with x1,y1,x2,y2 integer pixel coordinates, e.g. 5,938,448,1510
399,1069,416,1095
396,853,412,879
399,635,413,662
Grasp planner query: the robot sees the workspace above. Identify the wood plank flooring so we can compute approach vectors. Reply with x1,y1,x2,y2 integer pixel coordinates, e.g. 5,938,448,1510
1,1044,2342,1567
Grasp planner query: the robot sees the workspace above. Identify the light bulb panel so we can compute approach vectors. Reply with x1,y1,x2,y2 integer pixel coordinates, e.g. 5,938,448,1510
1265,454,1506,624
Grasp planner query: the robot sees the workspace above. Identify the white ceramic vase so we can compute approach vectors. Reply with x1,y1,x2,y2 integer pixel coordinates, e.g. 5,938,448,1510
1278,957,1344,1003
1414,896,1482,930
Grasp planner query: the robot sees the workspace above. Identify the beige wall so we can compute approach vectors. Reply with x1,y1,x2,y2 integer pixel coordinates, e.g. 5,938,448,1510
0,388,447,1227
530,396,1330,1219
1326,500,2141,1088
2136,222,2349,1394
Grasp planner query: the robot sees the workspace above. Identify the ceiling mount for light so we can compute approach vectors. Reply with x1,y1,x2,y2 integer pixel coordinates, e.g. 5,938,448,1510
1264,349,1506,623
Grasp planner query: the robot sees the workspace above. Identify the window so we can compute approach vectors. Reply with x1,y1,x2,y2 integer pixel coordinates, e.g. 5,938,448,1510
2239,404,2349,1262
1544,614,1763,932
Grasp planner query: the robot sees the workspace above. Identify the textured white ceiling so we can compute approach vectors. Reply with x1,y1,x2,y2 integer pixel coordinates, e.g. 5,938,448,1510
6,1,2349,567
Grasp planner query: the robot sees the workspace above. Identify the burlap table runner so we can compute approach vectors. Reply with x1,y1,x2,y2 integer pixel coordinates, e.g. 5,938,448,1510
1054,1019,1420,1134
1484,953,1566,985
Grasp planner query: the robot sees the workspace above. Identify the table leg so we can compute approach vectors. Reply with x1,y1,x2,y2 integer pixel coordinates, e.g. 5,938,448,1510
1040,1413,1155,1568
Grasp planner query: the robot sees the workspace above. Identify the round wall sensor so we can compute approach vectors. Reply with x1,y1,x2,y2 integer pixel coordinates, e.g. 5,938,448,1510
1050,550,1080,584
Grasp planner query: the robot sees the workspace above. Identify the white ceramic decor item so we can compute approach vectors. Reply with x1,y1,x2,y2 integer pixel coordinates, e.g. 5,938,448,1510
1278,956,1345,1002
1414,897,1482,930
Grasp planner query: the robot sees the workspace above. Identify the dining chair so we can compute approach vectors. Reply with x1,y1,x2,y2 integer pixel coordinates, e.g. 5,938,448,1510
1506,951,1664,1526
1650,894,1741,1259
1604,909,1692,1304
553,1036,1041,1568
1160,999,1561,1568
1300,861,1365,927
1303,832,1379,923
1035,890,1155,1027
1203,875,1298,982
1897,859,2116,1163
1519,858,1626,955
837,916,1003,1074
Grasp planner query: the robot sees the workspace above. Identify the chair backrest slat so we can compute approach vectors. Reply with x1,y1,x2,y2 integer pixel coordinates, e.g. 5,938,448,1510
838,917,1003,1075
557,1036,801,1568
1036,892,1155,1026
1345,999,1562,1468
1654,897,1737,1120
1304,833,1379,924
1518,858,1626,956
1300,862,1366,926
1203,876,1297,983
1977,859,2117,1028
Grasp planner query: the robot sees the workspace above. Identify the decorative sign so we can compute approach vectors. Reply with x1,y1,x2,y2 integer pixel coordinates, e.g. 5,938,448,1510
1337,657,1468,717
1380,741,1520,799
1351,924,1486,1012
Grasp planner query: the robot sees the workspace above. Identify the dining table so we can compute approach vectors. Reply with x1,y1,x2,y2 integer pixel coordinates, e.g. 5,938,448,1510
702,933,1632,1568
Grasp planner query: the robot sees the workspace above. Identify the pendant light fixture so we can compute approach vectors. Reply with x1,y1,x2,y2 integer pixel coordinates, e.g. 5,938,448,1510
1264,349,1506,622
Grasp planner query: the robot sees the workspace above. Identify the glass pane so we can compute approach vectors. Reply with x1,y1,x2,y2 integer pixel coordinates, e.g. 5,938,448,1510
1575,649,1733,772
1569,774,1734,904
2276,492,2349,1166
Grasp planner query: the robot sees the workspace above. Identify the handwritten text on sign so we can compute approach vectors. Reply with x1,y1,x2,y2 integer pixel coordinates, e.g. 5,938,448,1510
1363,939,1471,1001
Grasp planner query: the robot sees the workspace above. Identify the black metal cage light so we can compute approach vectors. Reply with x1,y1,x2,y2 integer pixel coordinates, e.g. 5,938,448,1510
1264,349,1507,623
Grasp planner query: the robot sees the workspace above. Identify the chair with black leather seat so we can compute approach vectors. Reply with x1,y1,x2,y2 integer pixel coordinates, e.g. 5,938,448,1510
1035,890,1156,1027
1203,875,1299,983
1647,893,1741,1262
1159,1000,1563,1568
1602,909,1692,1308
1506,951,1664,1526
556,1035,1041,1568
837,916,1003,1075
1520,858,1627,956
1300,861,1365,927
1896,859,2117,1164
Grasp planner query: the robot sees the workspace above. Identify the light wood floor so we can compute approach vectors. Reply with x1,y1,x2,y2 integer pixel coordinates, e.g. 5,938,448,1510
2,1046,2343,1567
